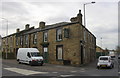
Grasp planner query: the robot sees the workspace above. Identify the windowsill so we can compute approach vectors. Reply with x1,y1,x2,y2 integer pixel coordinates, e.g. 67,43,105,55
33,42,37,44
56,59,63,61
43,41,48,43
56,40,63,42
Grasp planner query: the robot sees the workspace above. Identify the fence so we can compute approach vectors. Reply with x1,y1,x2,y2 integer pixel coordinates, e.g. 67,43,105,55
96,52,109,58
2,52,16,59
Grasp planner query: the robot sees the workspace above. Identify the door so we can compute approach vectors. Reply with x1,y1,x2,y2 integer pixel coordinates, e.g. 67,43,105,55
43,47,48,63
80,45,84,64
16,48,19,56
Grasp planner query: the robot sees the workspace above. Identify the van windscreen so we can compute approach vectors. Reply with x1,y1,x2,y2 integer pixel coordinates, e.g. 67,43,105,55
31,52,40,57
100,57,108,60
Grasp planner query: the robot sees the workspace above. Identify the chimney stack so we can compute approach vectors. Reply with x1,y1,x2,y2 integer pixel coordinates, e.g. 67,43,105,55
70,17,77,22
77,10,82,24
16,28,20,33
25,24,30,29
39,21,45,29
70,10,82,24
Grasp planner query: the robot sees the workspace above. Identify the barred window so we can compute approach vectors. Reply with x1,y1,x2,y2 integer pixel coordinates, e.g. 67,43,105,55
64,28,69,38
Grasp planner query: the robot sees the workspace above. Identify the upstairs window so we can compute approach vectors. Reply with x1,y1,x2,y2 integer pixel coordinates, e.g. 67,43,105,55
10,36,12,46
84,29,86,42
33,33,37,44
56,29,62,41
20,36,23,45
16,37,19,46
64,28,69,38
43,32,48,42
25,35,28,45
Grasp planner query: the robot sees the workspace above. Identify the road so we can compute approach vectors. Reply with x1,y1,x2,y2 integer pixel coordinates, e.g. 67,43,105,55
1,57,119,78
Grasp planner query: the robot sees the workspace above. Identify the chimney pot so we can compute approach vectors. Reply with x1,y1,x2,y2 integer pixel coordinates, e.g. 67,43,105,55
70,17,77,22
25,24,30,29
16,28,20,33
39,21,45,29
79,10,81,14
77,10,82,24
70,10,82,24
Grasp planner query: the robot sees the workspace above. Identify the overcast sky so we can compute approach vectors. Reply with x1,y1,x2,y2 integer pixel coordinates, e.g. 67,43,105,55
0,0,119,50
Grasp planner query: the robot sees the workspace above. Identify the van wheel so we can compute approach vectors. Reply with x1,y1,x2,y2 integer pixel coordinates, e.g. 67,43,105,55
29,61,33,66
17,59,21,64
40,61,43,66
18,60,21,64
40,63,43,66
97,66,100,69
17,59,19,61
19,61,21,64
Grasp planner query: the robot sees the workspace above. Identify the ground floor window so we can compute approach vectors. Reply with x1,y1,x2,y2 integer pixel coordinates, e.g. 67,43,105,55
43,47,49,63
43,47,48,53
56,45,63,60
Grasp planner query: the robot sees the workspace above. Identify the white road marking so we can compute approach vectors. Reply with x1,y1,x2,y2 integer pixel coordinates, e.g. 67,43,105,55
90,74,101,76
71,71,77,73
4,68,48,75
52,72,58,73
80,68,86,72
60,75,74,77
118,72,120,74
81,68,85,70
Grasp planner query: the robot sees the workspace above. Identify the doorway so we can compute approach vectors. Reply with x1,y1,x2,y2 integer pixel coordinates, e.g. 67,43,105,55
15,48,19,56
43,47,49,63
80,45,84,64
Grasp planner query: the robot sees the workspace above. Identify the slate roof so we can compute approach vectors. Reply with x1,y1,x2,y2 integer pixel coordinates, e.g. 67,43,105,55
24,22,79,35
2,21,95,38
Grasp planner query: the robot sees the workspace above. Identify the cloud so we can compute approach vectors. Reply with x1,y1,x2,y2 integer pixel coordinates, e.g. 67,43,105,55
2,0,119,2
0,1,118,50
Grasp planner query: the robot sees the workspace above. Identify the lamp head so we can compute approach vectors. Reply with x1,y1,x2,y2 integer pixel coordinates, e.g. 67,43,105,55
91,2,95,3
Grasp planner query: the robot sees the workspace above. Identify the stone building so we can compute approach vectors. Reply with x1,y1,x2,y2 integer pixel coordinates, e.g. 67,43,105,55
2,10,96,66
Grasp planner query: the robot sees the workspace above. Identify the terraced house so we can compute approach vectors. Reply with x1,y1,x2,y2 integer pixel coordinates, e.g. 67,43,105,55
2,10,96,66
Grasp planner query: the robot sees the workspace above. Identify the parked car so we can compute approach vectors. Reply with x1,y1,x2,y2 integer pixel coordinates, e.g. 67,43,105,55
97,56,114,69
118,55,120,59
118,55,120,64
17,48,44,66
109,51,115,58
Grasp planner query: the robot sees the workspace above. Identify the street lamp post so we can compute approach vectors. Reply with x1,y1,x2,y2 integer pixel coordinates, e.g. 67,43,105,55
83,2,95,27
101,37,103,56
2,18,8,59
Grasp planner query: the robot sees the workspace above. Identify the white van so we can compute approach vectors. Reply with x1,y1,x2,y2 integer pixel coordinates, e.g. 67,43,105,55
17,48,44,66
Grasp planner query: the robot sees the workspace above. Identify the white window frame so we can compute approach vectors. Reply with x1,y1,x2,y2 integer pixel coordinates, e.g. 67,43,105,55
16,37,18,46
43,32,48,42
56,45,63,60
56,29,62,41
44,47,48,52
25,35,28,45
20,36,23,45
